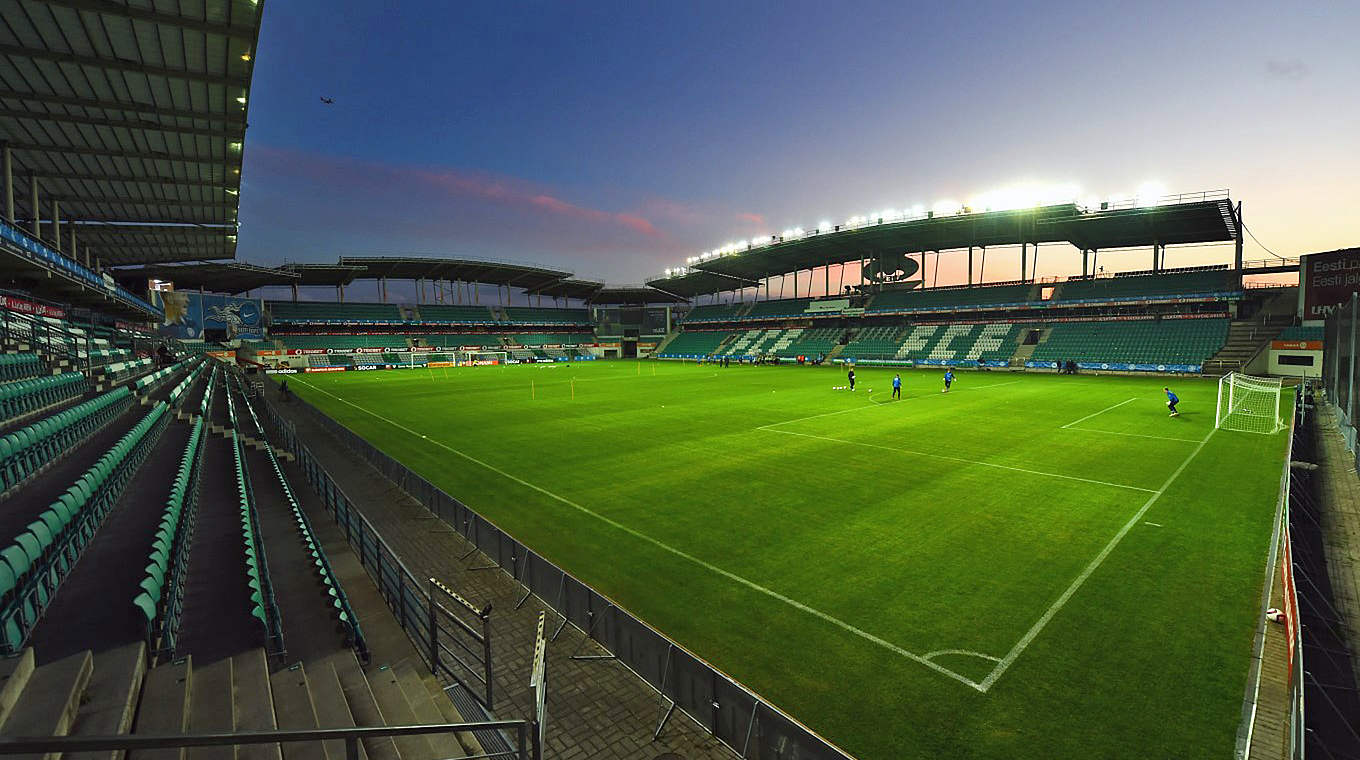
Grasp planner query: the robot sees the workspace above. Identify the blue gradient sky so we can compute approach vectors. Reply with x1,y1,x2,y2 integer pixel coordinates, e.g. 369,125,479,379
237,0,1359,289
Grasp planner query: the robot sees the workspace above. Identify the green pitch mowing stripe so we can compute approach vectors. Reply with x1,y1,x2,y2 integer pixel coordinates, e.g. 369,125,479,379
286,362,1288,760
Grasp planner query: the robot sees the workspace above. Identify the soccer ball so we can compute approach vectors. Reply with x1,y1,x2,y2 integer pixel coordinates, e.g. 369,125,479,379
1167,400,1173,408
1266,607,1286,624
941,388,947,393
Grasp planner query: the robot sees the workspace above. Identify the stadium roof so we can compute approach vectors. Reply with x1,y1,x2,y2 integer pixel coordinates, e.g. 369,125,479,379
278,262,367,287
338,256,573,290
0,0,264,265
114,261,298,294
648,194,1240,297
589,286,688,304
524,277,603,300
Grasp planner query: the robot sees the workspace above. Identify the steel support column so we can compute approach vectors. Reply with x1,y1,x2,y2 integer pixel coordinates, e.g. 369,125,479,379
29,176,39,237
1,144,11,222
1234,202,1245,270
52,200,60,252
1020,242,1027,281
968,246,974,285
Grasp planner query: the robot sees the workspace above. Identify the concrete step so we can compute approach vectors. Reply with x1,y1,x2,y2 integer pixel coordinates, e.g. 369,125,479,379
232,650,280,760
268,664,326,760
417,674,481,759
392,666,464,759
325,656,399,760
67,643,147,760
0,649,37,727
0,650,94,760
187,658,235,760
306,662,364,760
363,666,434,760
129,657,192,760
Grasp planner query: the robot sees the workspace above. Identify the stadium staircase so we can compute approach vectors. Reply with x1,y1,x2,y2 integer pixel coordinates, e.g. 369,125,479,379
1203,318,1287,375
0,644,487,760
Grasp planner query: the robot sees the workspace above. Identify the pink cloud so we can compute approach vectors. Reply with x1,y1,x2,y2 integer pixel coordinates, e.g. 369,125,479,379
249,145,660,238
735,212,766,226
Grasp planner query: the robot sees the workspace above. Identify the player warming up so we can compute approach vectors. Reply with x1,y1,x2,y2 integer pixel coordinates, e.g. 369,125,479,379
1164,386,1180,417
942,369,954,393
848,367,856,392
892,373,902,400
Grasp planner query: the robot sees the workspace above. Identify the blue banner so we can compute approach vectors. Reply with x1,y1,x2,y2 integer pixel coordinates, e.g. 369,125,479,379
1025,360,1201,373
156,291,264,340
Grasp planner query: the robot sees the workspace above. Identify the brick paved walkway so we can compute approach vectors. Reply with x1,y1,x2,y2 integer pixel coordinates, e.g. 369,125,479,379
1314,407,1360,690
268,386,737,760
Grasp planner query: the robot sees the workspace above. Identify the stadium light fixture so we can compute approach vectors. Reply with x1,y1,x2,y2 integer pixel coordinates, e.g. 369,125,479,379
237,96,247,105
817,220,831,232
933,199,962,216
1136,182,1167,207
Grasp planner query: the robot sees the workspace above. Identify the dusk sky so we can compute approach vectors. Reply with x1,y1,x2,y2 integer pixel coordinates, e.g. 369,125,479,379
237,0,1359,292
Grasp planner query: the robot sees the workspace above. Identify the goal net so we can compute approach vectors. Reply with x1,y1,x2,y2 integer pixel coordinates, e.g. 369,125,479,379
1215,372,1285,434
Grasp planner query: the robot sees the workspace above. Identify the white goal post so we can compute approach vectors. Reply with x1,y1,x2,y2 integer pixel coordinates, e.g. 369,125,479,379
1215,372,1285,434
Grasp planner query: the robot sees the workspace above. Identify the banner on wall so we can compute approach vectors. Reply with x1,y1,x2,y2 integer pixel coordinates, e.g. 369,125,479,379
156,291,264,340
1,295,66,319
1300,247,1360,321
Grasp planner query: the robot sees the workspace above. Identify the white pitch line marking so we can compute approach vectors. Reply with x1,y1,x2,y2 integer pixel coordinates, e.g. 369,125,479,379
1061,427,1201,443
762,428,1155,493
291,378,985,691
1061,397,1138,429
758,379,1021,431
977,428,1215,692
1143,522,1164,528
923,649,1003,664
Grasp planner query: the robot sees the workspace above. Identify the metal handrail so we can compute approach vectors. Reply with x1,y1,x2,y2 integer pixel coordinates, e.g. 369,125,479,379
0,721,534,760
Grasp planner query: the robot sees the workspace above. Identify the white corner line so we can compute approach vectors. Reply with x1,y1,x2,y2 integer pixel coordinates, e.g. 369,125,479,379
977,428,1216,692
291,377,986,691
1061,397,1138,429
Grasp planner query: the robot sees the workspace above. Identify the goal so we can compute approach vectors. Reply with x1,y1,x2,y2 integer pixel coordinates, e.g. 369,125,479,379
455,350,508,366
1215,372,1285,434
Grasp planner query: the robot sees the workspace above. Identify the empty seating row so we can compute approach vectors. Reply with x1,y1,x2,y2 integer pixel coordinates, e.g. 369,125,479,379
87,348,131,366
1279,325,1324,341
0,402,169,651
681,303,750,323
134,417,204,656
0,353,43,382
773,327,841,358
168,360,209,407
868,284,1034,313
0,386,133,492
1058,270,1239,302
268,302,402,323
500,307,590,325
99,358,153,385
278,334,412,350
134,360,189,394
657,330,735,357
238,392,368,659
1,372,85,423
1031,318,1229,365
745,298,814,319
227,385,284,650
423,334,504,348
415,305,496,324
507,333,592,346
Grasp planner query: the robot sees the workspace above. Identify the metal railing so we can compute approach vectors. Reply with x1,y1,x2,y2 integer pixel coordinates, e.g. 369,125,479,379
1323,292,1358,465
277,388,857,760
0,722,535,760
428,577,494,708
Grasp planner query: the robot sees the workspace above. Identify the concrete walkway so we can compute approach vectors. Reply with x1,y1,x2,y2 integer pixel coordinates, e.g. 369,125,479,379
266,385,735,760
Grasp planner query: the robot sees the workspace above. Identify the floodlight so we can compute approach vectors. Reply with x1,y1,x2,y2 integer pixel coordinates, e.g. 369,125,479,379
1136,182,1167,207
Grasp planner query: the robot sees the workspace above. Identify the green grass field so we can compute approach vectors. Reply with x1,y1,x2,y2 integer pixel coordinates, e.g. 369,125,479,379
285,360,1289,760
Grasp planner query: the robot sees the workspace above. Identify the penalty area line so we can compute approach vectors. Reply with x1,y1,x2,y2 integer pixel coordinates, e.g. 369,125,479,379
289,377,986,691
977,428,1216,692
1060,397,1138,429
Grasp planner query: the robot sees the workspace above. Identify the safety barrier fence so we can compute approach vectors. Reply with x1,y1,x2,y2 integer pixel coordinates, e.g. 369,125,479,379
273,386,856,760
1322,292,1359,469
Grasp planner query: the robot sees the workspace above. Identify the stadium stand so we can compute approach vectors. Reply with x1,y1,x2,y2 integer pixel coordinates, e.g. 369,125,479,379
416,305,497,324
838,322,1029,364
269,302,404,323
278,335,413,350
1279,325,1324,341
424,333,505,348
657,331,733,357
0,386,133,492
508,333,594,346
1056,269,1240,302
772,327,842,358
1031,318,1229,366
868,284,1034,312
681,303,750,323
501,307,590,325
745,298,815,319
0,372,86,425
0,353,43,382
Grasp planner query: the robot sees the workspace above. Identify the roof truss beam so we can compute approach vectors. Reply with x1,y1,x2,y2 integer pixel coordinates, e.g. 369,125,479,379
14,169,234,189
2,91,245,127
31,0,258,39
0,43,241,87
9,141,230,165
0,107,237,139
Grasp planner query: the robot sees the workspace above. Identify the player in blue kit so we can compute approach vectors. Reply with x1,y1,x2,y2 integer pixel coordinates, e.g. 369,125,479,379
942,369,954,393
892,373,902,400
1164,387,1179,417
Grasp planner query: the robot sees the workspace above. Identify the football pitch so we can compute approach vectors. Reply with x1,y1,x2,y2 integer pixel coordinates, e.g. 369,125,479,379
284,360,1289,760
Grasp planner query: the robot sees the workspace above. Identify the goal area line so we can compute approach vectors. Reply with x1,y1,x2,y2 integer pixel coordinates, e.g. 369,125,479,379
290,375,1211,695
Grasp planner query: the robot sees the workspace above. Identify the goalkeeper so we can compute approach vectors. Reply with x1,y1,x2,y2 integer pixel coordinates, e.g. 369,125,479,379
1164,387,1179,417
